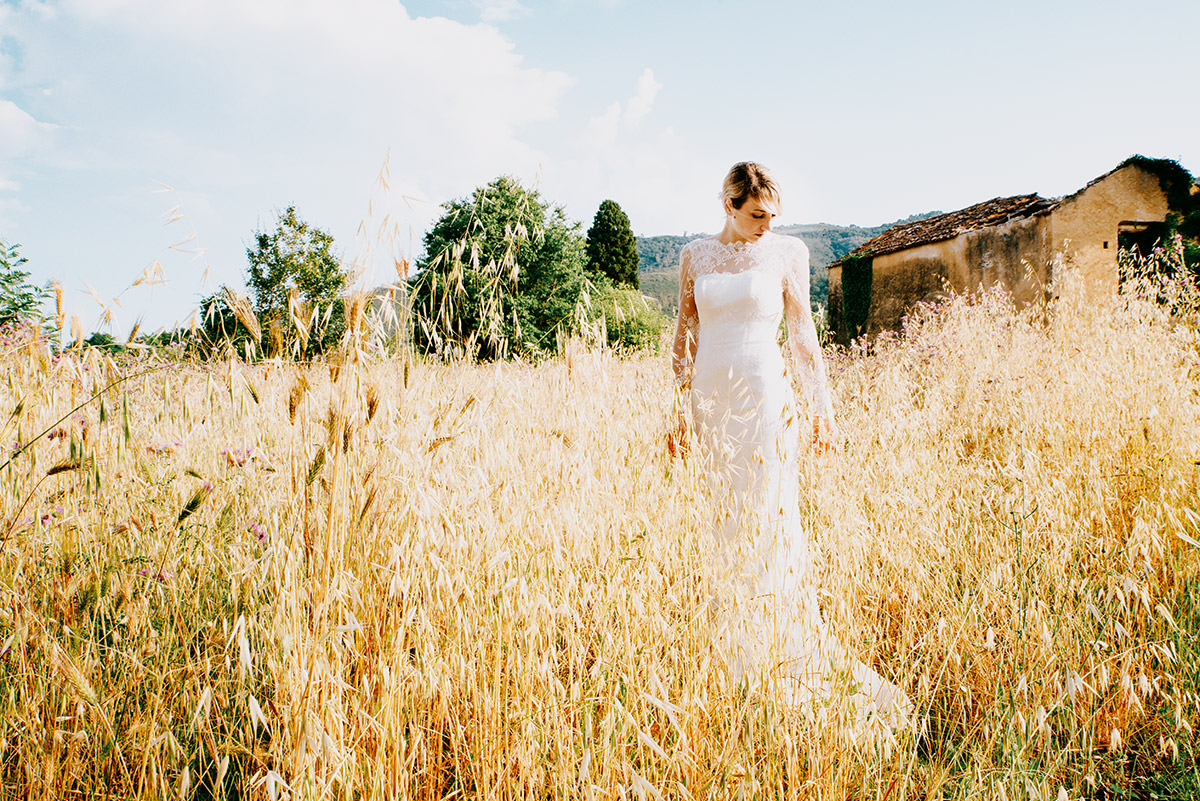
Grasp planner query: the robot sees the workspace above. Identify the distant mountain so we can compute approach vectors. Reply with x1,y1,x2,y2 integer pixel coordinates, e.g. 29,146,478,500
637,212,941,313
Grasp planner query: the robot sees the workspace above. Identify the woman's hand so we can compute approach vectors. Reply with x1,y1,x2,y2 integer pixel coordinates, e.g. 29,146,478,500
667,412,690,458
811,415,838,454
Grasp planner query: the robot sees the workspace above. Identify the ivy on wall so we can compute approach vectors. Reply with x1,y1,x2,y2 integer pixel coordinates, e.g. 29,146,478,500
841,252,873,341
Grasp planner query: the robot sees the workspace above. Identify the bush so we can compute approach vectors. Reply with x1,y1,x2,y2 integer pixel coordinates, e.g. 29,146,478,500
581,278,670,354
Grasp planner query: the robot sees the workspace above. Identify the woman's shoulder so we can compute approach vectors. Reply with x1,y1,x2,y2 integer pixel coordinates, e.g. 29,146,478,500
679,236,725,273
681,236,720,256
764,232,808,256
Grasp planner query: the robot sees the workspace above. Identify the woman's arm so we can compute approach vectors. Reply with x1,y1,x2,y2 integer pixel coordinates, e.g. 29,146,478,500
782,241,839,447
671,247,698,390
668,247,697,455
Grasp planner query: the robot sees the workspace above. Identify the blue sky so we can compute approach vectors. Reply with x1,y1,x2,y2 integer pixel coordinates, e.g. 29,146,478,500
1,0,1197,335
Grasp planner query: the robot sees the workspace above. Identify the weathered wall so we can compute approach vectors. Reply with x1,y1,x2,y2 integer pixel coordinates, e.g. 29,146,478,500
1049,165,1170,293
868,242,957,337
829,213,1052,343
962,213,1055,304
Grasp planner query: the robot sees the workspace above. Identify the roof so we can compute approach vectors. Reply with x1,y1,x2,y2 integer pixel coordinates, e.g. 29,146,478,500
831,194,1058,267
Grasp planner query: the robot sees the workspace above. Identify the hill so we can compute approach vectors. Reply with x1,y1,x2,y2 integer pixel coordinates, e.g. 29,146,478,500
637,213,941,314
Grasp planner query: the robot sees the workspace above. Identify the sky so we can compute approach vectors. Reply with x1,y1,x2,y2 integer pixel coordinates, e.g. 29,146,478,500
1,0,1197,335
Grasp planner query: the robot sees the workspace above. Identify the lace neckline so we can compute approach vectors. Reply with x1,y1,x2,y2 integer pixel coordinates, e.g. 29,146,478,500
706,234,768,252
688,234,788,280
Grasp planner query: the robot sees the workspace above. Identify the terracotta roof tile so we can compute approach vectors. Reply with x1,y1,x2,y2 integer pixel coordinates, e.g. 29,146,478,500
833,194,1058,266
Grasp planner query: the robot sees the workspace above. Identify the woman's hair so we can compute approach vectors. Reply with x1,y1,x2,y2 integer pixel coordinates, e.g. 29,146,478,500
721,162,781,212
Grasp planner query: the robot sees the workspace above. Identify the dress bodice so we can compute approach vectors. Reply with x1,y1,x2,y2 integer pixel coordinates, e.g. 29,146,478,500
685,235,799,342
696,270,784,340
674,234,833,420
693,270,787,380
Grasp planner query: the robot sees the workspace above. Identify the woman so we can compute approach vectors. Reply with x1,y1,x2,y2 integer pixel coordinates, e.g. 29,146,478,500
671,162,909,729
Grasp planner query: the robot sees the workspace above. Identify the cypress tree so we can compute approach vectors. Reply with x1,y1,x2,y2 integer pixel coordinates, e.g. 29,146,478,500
585,200,640,289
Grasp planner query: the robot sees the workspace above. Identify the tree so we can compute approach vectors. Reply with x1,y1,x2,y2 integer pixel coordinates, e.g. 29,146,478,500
1,239,49,325
246,206,347,357
585,199,640,289
410,176,586,359
82,332,123,353
194,287,261,358
1,238,58,344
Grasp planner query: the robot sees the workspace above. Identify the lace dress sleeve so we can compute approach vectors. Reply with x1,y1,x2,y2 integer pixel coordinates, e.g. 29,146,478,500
671,245,698,389
782,240,837,429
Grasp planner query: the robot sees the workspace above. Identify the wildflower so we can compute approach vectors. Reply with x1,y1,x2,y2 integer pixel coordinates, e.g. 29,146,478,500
137,568,171,583
248,523,267,543
39,504,63,526
221,446,259,467
147,440,182,455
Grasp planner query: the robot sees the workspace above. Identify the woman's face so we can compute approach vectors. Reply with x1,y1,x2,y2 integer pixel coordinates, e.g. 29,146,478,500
726,196,777,243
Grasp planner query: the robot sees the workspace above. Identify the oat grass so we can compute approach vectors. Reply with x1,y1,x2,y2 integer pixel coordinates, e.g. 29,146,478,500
1,270,1198,799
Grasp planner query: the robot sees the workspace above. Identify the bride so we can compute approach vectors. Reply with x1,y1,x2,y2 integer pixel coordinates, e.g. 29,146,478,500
670,162,910,730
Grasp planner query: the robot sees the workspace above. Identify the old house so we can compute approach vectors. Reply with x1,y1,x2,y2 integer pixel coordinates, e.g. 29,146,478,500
827,158,1180,343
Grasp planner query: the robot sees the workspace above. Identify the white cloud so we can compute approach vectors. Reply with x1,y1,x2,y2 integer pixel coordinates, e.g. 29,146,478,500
32,0,574,215
0,99,56,196
559,67,722,235
53,0,569,161
0,98,55,153
624,68,661,128
582,68,660,150
582,101,621,151
475,0,528,23
0,0,576,329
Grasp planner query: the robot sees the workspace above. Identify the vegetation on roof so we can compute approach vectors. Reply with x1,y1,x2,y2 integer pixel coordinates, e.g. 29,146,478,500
1117,156,1200,270
1119,155,1195,212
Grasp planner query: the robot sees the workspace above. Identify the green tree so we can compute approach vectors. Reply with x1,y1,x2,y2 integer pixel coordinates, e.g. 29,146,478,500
193,287,261,358
0,239,55,331
246,206,347,357
410,176,586,359
585,199,640,289
82,332,124,354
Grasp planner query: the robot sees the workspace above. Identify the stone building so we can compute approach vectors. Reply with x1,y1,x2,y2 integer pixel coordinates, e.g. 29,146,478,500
827,159,1177,344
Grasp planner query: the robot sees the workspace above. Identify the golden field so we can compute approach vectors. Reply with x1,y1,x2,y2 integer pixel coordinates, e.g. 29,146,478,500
1,270,1199,799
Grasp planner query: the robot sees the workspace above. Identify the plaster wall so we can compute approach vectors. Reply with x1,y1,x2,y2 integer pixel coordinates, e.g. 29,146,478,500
1049,166,1170,293
831,213,1051,341
868,240,960,336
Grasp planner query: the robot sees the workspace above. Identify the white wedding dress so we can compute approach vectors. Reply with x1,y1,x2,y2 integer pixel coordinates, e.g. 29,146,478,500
672,232,910,730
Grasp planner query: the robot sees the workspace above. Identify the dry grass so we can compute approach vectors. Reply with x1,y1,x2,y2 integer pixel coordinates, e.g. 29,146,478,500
1,270,1199,800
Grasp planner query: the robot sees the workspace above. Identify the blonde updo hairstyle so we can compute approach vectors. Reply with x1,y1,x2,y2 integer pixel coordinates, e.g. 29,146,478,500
721,162,781,214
